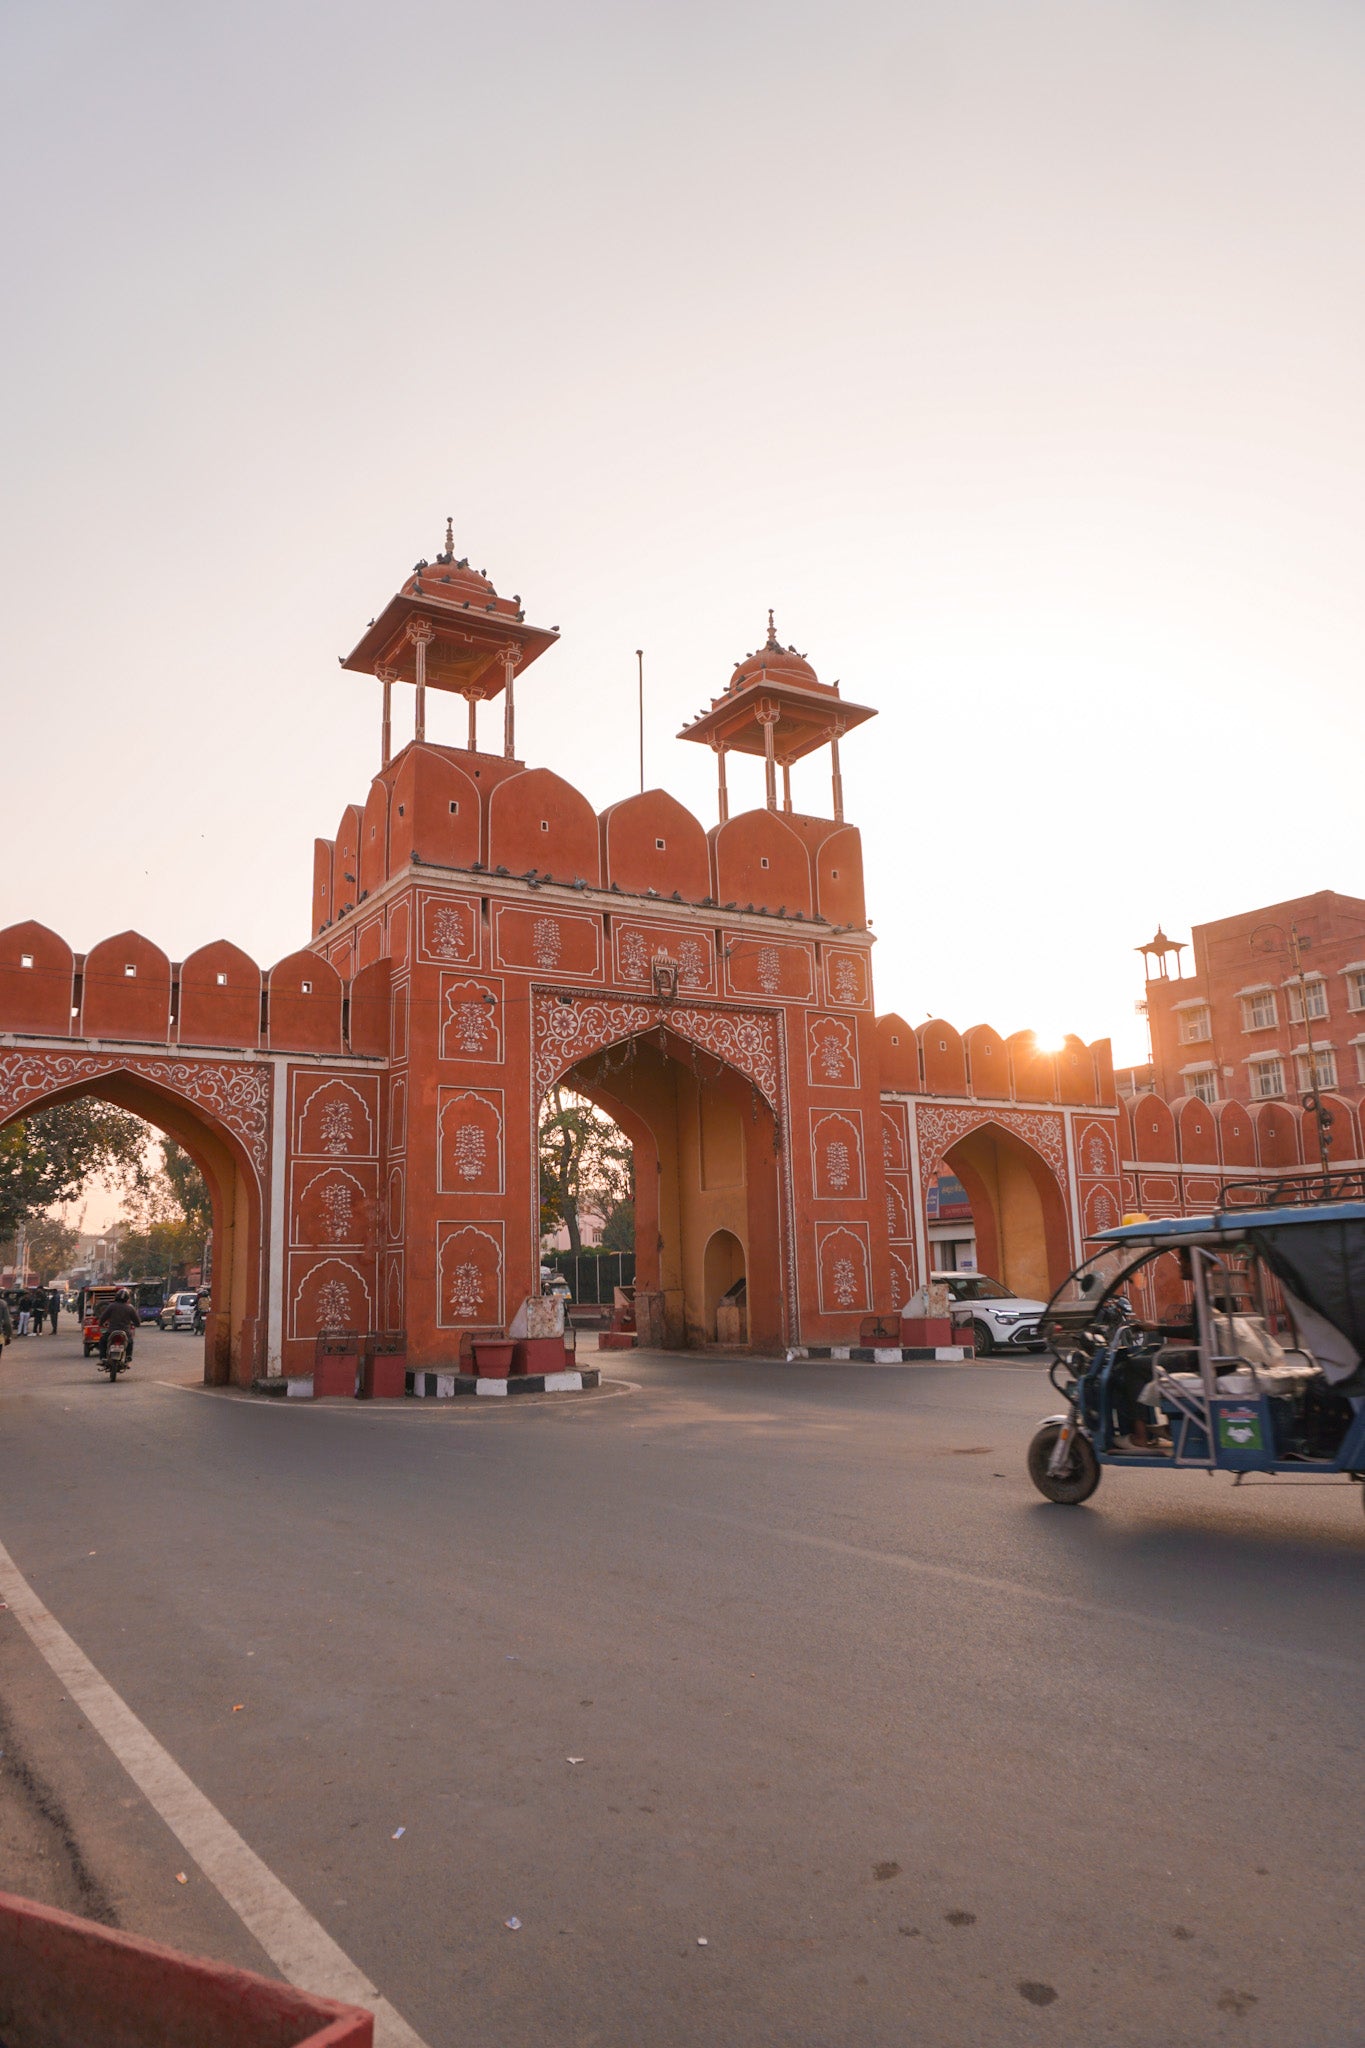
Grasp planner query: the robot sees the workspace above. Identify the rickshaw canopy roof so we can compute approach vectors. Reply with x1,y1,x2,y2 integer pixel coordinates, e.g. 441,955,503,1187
1097,1203,1365,1360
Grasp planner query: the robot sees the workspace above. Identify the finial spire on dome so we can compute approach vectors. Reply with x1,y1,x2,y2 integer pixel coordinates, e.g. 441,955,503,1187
440,515,455,563
766,608,778,649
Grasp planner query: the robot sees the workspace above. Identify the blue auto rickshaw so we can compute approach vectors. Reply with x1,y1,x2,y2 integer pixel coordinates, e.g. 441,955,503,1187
1028,1200,1365,1513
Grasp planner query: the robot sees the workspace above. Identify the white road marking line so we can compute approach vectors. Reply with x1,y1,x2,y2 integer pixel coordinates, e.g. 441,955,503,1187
664,1504,1365,1677
0,1536,430,2048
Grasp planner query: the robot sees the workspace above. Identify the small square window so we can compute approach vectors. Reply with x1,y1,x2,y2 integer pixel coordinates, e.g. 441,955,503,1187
19,953,32,969
397,804,405,818
540,820,549,832
655,838,666,850
760,857,770,870
300,980,312,995
215,972,228,987
123,963,137,979
449,801,459,814
830,869,839,880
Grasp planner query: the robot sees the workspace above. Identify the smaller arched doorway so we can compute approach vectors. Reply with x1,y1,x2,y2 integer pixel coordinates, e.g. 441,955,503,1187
942,1121,1071,1303
703,1227,746,1344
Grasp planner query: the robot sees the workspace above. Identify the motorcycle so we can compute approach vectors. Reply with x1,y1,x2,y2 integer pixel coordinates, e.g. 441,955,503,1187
101,1329,131,1381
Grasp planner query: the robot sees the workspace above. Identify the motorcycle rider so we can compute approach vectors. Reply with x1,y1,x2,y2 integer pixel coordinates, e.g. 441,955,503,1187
97,1287,140,1366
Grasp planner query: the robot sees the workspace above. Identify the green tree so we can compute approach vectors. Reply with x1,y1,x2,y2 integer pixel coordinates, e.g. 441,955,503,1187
538,1089,633,1255
0,1103,148,1240
600,1198,636,1252
21,1215,79,1284
117,1141,212,1286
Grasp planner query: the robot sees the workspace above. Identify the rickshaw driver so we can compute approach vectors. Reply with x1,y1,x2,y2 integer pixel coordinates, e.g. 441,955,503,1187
96,1288,140,1365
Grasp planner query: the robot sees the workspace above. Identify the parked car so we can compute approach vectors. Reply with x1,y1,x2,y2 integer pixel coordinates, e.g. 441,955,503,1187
932,1272,1048,1356
158,1291,200,1331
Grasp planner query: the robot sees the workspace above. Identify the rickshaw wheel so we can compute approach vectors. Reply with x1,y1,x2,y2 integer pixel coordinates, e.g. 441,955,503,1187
1027,1422,1101,1505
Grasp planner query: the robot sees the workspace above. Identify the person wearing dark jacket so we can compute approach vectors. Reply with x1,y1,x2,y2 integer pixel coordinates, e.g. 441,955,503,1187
47,1289,59,1334
97,1289,140,1363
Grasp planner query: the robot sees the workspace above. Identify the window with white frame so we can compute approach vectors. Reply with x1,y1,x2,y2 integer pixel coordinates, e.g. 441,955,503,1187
1355,1042,1365,1085
1345,970,1365,1012
1286,978,1328,1024
1241,989,1278,1031
1183,1068,1217,1104
1295,1048,1337,1093
1249,1056,1284,1099
1177,1005,1211,1045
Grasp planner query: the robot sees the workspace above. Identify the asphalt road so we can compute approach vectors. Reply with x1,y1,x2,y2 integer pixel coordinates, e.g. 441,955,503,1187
0,1330,1363,2047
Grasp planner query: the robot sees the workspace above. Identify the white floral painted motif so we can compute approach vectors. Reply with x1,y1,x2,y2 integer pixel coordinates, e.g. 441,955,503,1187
316,1277,352,1330
1085,1133,1112,1176
430,905,468,961
448,1261,484,1318
677,939,706,987
453,1125,486,1181
833,958,860,1005
887,1191,898,1236
757,947,781,994
620,932,649,982
453,999,493,1054
319,1101,354,1155
832,1256,859,1308
320,1181,354,1241
882,1126,895,1167
825,1139,851,1191
532,917,562,970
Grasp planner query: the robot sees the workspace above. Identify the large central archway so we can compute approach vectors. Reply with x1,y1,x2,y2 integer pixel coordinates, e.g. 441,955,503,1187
0,1056,266,1385
550,1023,784,1352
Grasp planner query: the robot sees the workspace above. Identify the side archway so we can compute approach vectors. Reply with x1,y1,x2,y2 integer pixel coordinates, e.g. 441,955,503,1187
0,1053,268,1386
941,1118,1071,1302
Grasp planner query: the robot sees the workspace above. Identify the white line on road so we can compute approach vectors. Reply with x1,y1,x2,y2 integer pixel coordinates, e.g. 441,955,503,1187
0,1535,430,2048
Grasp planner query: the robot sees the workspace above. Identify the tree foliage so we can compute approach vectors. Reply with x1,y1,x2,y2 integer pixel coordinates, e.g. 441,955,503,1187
0,1103,149,1240
538,1089,633,1255
117,1141,212,1285
21,1215,78,1284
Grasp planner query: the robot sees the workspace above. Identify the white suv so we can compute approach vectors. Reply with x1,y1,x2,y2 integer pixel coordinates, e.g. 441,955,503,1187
932,1273,1047,1356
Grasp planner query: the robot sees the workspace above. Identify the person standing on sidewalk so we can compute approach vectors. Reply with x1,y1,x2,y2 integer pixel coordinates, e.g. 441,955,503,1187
47,1288,59,1334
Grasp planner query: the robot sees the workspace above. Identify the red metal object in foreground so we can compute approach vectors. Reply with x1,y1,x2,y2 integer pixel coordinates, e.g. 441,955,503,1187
0,1888,373,2047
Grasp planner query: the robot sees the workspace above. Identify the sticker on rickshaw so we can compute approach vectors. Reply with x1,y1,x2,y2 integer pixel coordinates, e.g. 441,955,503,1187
1217,1406,1263,1450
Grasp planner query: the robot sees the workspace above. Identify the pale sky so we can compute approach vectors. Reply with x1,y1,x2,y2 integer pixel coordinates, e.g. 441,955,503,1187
4,0,1365,1073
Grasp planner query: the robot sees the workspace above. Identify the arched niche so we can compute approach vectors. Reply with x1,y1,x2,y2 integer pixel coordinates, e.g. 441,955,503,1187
333,805,363,917
1173,1094,1218,1166
814,824,865,927
710,810,813,917
1008,1031,1055,1104
1129,1093,1176,1162
488,767,601,886
348,957,391,1058
703,1227,746,1342
0,920,73,1037
917,1019,967,1095
267,951,344,1054
389,747,480,871
82,931,172,1043
875,1013,920,1092
358,777,390,898
964,1025,1010,1101
600,789,709,899
178,941,261,1049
